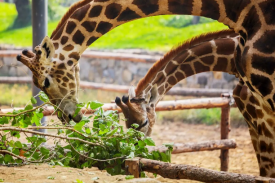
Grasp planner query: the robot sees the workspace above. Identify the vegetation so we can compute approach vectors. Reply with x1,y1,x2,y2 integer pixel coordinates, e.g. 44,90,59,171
0,93,172,176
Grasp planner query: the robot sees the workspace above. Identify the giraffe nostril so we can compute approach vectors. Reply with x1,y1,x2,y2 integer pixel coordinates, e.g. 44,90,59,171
68,114,72,121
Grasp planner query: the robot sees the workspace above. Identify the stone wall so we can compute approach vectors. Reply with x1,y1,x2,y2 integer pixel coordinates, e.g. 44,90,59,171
0,49,238,89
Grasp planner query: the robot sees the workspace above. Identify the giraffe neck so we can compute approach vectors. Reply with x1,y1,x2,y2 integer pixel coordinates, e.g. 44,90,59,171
135,30,239,103
50,0,254,62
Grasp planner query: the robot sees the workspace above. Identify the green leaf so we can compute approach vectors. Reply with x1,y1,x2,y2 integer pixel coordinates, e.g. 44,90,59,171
131,123,139,129
24,104,33,110
125,175,134,180
47,176,55,180
74,121,85,132
89,101,103,110
144,137,155,146
39,91,49,102
31,97,37,104
163,143,174,151
160,152,168,162
140,171,147,178
40,147,50,155
138,141,146,147
0,117,8,125
127,152,135,159
32,113,41,126
14,141,23,148
0,179,4,182
76,180,84,183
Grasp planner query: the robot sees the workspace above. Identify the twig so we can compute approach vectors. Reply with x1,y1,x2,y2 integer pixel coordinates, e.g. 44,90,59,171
0,150,26,161
68,140,126,162
0,127,104,148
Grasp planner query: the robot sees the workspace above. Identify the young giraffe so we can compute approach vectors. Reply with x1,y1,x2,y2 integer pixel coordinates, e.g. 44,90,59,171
115,30,275,177
16,0,275,122
115,30,239,136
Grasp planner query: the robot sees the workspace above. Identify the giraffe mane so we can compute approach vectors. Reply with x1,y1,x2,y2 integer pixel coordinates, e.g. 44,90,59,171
50,0,93,39
135,29,238,96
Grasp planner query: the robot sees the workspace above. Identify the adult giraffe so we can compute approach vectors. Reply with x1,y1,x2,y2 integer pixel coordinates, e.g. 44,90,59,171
17,0,273,122
115,30,275,177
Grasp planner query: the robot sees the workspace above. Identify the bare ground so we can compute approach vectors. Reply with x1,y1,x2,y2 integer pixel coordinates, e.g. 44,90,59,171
0,122,258,183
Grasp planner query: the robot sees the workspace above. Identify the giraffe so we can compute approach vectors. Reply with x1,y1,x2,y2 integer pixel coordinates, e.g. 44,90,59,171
16,0,275,123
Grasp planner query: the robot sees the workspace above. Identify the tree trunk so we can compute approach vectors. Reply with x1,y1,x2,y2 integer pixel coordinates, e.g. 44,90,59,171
12,0,31,29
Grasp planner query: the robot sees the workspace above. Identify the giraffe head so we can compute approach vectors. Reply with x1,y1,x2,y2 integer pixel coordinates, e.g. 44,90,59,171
17,36,82,123
115,85,158,136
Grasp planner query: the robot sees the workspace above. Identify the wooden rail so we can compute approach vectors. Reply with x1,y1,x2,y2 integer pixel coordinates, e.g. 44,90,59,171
0,77,232,97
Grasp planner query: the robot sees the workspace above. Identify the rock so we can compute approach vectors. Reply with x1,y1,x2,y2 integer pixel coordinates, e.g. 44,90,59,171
108,59,115,67
79,60,91,80
197,76,208,86
223,73,237,82
8,67,17,76
122,69,132,83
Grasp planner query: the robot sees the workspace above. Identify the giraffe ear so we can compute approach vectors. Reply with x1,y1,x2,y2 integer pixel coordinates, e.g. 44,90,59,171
149,84,158,104
40,36,55,60
128,86,136,99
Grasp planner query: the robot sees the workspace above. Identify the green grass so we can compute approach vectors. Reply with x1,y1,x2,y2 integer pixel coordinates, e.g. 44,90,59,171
0,2,228,51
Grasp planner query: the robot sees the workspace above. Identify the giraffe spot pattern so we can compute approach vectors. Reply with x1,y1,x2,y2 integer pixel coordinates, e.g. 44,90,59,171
53,43,59,50
59,86,68,96
69,83,76,89
180,64,194,76
267,99,274,111
96,21,113,34
55,70,65,75
259,1,275,25
167,76,177,85
254,31,275,54
168,0,193,14
105,3,122,19
243,111,252,122
200,56,215,65
174,51,189,63
242,6,261,40
261,156,274,168
62,77,69,82
67,73,74,80
240,87,247,100
234,98,245,111
63,44,74,51
153,72,166,86
59,53,65,61
235,46,245,77
252,54,275,75
61,36,69,45
182,56,196,63
81,21,97,32
213,57,228,71
71,4,91,22
94,0,109,2
246,81,255,92
73,30,85,45
87,36,98,46
192,42,212,56
260,140,274,153
262,123,273,138
89,5,103,18
69,52,80,60
164,61,178,76
256,109,264,118
67,60,74,66
251,139,258,152
66,21,77,34
246,104,257,118
175,71,185,81
193,61,210,73
215,38,236,55
56,78,61,83
251,74,273,96
201,0,220,20
132,0,159,15
239,30,247,43
52,25,64,40
58,63,66,70
223,0,251,22
233,84,242,96
117,7,142,21
158,85,165,95
62,83,67,87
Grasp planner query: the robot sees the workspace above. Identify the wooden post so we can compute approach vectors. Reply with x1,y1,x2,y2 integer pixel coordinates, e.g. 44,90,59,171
125,158,140,178
220,97,231,171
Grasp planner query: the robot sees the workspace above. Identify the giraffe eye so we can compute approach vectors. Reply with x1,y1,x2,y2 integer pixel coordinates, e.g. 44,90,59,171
44,78,50,88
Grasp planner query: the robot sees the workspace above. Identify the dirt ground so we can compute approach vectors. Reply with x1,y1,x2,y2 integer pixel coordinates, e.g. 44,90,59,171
0,122,258,183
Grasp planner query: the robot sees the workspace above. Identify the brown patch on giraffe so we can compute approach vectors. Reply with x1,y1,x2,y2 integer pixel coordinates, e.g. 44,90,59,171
55,70,65,75
71,4,91,22
256,109,264,119
182,55,196,63
164,61,178,76
165,83,169,89
201,0,220,20
158,85,165,95
251,139,258,151
94,0,108,2
117,7,142,21
200,56,214,65
215,38,236,55
63,44,74,51
251,74,273,98
81,21,97,32
249,95,260,106
246,104,257,118
167,76,177,86
262,123,273,139
175,71,185,81
41,67,45,71
58,63,66,70
53,43,59,50
54,54,58,58
213,57,228,72
67,60,74,66
180,64,194,77
261,156,274,168
152,72,166,86
96,22,113,34
173,51,188,63
235,98,244,110
61,36,69,45
52,24,64,40
243,111,252,122
252,55,275,75
270,173,275,178
193,61,209,73
89,5,103,18
67,73,74,80
58,86,68,96
259,1,275,25
62,83,67,87
87,36,98,46
56,78,61,83
105,3,122,19
223,0,251,22
260,140,274,153
254,31,275,54
66,21,77,34
233,84,242,95
59,53,65,61
69,52,80,61
133,0,159,15
242,6,261,40
168,0,192,14
62,77,69,82
192,42,212,56
73,30,85,45
266,118,274,128
69,83,76,89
